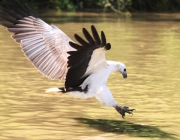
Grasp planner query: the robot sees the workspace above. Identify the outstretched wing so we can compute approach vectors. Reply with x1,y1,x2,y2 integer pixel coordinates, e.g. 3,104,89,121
65,25,111,89
0,0,75,79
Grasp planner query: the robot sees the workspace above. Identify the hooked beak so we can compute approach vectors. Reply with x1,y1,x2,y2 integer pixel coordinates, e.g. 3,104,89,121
122,71,127,79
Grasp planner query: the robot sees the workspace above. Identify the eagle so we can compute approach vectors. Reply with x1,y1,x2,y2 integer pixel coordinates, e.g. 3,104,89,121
0,0,134,118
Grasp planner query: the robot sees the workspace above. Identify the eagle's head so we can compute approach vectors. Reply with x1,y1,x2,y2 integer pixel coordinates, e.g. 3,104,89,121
118,62,127,79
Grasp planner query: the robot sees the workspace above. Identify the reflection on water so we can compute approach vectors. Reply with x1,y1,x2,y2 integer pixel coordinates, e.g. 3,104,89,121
0,12,180,140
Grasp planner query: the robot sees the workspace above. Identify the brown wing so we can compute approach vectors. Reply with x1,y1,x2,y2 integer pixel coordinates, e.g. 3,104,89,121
0,0,75,79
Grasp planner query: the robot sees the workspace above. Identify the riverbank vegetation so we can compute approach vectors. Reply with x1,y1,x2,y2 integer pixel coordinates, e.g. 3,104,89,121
1,0,180,13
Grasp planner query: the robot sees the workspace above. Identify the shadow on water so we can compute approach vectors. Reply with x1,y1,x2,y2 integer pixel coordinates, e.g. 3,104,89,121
75,118,176,139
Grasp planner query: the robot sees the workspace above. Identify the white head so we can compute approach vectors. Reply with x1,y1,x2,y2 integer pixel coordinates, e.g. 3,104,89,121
107,61,127,78
117,62,127,78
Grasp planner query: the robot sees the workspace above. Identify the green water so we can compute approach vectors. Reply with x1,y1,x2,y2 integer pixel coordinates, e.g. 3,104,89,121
0,12,180,140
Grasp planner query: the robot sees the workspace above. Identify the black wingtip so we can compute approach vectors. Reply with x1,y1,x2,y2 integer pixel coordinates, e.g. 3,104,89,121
91,25,101,45
69,41,81,50
74,34,88,46
0,22,15,28
1,0,39,19
105,43,111,50
72,25,111,51
101,31,106,46
82,28,95,44
0,14,18,24
25,3,39,18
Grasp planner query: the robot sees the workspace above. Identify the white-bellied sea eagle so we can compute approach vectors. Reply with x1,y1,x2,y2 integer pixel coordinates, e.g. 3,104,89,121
0,0,135,118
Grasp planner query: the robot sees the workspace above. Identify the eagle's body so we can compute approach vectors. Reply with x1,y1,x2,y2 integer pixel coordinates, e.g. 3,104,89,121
0,0,134,118
48,61,124,107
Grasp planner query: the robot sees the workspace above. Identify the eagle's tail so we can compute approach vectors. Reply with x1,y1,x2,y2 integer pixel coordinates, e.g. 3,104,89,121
45,88,63,93
45,86,93,99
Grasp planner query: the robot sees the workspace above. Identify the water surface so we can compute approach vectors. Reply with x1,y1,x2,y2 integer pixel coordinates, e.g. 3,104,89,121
0,12,180,140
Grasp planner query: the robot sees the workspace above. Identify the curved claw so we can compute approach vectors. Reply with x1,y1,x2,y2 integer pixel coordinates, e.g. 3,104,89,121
115,105,135,118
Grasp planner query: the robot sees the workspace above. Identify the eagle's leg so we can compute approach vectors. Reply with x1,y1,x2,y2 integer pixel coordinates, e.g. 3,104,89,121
114,105,135,118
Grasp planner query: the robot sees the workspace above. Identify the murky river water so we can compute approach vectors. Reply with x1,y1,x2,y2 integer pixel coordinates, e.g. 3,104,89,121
0,12,180,140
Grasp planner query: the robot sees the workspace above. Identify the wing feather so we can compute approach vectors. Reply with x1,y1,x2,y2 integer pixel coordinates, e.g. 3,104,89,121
91,25,101,45
82,28,95,43
69,42,81,50
65,25,111,89
0,0,112,88
101,31,106,46
74,34,88,46
0,0,75,80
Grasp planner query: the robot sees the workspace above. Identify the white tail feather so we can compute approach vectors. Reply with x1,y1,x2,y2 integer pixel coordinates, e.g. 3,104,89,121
45,88,61,93
68,91,92,99
45,87,95,100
